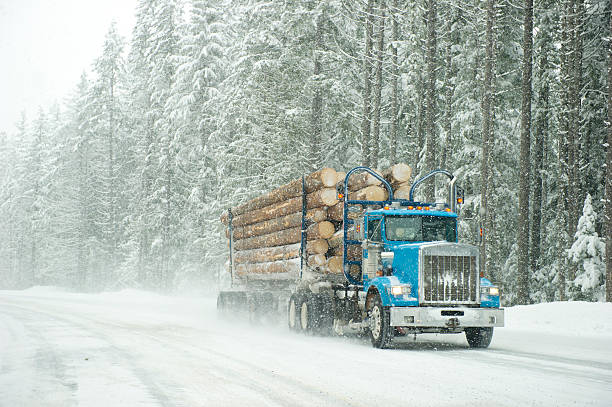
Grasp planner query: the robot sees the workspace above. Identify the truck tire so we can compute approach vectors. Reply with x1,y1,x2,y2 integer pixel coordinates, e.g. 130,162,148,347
368,294,393,349
465,327,494,348
300,295,315,333
288,294,299,331
314,294,334,335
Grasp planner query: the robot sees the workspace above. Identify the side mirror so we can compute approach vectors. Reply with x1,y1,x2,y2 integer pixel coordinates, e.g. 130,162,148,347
456,185,465,205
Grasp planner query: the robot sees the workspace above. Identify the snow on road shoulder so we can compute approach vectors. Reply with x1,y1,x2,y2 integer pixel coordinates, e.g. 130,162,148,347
1,286,216,329
504,300,612,337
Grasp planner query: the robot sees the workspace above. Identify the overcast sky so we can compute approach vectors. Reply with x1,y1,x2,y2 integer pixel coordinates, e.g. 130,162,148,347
0,0,137,135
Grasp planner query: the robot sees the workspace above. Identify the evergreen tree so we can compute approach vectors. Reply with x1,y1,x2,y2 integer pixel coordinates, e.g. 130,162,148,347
569,194,606,301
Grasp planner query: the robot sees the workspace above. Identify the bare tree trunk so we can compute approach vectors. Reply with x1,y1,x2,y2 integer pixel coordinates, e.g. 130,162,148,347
606,1,612,303
361,0,374,166
530,49,549,276
567,0,584,289
371,0,386,169
389,0,399,165
425,0,437,200
416,70,426,172
442,12,454,171
517,0,533,304
480,0,495,280
557,0,572,300
310,9,324,171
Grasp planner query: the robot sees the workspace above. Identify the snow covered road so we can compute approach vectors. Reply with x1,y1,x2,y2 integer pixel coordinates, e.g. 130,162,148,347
1,288,611,406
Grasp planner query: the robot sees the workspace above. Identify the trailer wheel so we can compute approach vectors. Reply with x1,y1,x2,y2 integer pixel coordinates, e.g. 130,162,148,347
288,294,299,331
465,327,494,348
368,294,393,349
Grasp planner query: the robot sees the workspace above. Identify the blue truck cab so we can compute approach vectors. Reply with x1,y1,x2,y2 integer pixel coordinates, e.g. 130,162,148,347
341,167,504,348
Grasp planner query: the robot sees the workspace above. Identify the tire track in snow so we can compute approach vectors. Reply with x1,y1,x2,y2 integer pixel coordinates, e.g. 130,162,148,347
0,301,174,407
0,299,359,407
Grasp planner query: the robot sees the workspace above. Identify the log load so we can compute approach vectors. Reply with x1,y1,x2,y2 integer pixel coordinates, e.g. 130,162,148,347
325,257,361,276
224,164,414,277
336,170,382,192
307,221,336,240
221,168,337,222
307,254,327,267
233,245,329,267
348,185,388,202
233,221,335,251
328,229,344,249
235,258,301,275
328,185,388,221
394,182,411,200
233,243,300,264
329,245,361,260
335,171,346,185
327,201,344,221
382,163,412,187
307,239,329,254
327,256,343,274
228,188,337,227
229,208,327,240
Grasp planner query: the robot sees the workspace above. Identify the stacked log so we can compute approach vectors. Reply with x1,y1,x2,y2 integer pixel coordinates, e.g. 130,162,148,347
222,168,339,276
383,163,412,188
383,163,413,200
222,164,413,278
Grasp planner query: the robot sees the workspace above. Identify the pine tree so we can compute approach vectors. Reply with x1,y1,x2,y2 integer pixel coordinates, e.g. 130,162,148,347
569,194,606,301
90,23,127,288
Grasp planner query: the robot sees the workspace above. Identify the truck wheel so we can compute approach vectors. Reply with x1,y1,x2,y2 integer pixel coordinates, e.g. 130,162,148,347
465,327,494,348
288,294,299,331
314,295,333,336
368,295,393,349
300,296,314,332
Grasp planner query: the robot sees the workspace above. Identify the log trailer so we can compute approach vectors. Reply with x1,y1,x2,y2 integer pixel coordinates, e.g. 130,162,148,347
218,167,504,348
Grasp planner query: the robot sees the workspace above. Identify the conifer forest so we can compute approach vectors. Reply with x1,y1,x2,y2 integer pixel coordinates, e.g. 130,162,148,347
0,0,610,304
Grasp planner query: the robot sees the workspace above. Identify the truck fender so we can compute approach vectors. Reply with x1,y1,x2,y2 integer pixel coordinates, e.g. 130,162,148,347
366,278,393,307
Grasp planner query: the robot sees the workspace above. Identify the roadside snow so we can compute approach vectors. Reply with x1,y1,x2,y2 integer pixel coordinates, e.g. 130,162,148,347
504,300,612,336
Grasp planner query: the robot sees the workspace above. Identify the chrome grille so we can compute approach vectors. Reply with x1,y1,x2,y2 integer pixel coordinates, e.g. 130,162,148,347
420,244,479,304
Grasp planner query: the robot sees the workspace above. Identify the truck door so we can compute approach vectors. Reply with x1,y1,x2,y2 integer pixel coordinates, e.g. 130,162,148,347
363,215,383,281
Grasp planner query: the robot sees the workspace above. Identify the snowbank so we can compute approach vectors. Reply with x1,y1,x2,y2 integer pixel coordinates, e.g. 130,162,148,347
505,301,612,337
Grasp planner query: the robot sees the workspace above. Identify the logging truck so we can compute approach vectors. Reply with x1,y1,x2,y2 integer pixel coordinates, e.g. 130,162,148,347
218,165,504,349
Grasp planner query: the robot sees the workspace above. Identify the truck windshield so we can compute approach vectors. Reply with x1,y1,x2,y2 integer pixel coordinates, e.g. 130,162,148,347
385,215,456,242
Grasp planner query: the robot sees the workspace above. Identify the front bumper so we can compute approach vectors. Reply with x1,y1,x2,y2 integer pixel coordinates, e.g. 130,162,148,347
389,306,504,328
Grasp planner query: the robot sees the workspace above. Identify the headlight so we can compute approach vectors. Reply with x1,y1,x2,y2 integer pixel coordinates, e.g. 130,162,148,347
481,286,500,297
389,285,411,296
